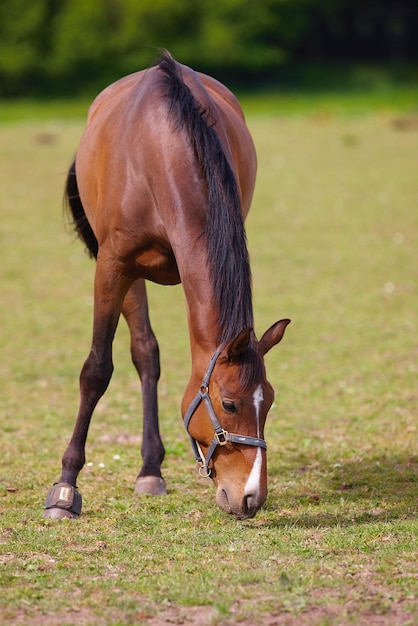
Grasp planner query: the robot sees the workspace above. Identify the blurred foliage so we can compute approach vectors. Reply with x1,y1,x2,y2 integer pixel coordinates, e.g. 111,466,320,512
0,0,340,95
0,0,417,96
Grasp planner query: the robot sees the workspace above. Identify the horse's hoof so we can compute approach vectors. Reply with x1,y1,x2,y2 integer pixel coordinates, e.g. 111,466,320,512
43,483,82,519
135,476,167,496
43,507,79,520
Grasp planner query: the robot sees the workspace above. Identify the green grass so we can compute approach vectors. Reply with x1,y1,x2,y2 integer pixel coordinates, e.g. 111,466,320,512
1,79,418,122
0,92,417,625
240,85,418,117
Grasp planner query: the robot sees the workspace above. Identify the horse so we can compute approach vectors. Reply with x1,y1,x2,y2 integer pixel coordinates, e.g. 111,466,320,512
44,51,290,521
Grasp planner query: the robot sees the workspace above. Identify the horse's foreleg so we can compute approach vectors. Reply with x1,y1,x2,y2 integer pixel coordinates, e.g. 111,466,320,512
44,258,130,518
122,280,166,496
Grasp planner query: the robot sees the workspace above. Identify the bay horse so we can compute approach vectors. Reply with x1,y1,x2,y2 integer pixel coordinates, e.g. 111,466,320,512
44,51,290,521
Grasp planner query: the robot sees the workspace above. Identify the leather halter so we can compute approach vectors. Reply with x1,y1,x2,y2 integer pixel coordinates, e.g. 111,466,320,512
183,345,267,478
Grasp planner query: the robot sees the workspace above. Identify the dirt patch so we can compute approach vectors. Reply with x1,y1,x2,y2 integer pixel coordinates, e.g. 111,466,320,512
98,432,142,445
5,600,417,626
5,577,417,626
116,604,403,625
145,605,216,625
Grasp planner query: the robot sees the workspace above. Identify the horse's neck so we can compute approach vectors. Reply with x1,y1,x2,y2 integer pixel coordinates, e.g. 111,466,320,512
178,272,220,378
170,204,251,377
185,294,220,369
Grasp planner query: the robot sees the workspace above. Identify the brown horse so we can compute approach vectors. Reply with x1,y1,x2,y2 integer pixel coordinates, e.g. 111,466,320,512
44,51,290,521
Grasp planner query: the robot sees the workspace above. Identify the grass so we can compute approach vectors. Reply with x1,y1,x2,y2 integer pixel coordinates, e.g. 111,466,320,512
1,76,418,122
0,89,417,625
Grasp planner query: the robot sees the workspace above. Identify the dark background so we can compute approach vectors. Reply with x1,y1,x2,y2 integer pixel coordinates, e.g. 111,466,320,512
1,0,417,96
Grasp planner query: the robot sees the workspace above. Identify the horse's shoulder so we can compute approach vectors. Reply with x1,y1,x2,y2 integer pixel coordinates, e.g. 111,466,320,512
198,73,246,122
86,70,148,124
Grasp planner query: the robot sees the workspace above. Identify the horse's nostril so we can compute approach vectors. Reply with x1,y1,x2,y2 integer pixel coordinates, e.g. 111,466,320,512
216,487,232,514
244,494,254,511
218,488,229,509
217,488,262,519
243,492,261,517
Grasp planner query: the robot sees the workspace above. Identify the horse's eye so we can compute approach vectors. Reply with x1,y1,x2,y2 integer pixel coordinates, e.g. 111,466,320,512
222,399,237,413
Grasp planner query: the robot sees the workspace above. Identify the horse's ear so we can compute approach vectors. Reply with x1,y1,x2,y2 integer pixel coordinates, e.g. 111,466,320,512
224,327,253,361
258,319,291,356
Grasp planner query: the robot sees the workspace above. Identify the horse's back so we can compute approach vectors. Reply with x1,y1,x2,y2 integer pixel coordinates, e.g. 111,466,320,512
198,73,256,216
86,69,148,124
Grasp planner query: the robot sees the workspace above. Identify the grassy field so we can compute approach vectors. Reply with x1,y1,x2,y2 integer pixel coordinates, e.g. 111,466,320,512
0,88,417,626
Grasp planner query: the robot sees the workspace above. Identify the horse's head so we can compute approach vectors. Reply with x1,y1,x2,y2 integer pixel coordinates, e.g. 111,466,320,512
183,319,290,520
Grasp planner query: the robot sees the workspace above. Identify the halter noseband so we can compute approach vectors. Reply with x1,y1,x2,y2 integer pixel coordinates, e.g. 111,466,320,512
183,346,267,478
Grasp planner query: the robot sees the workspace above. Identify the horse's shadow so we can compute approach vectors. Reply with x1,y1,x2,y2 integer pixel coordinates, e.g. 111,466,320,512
265,452,417,528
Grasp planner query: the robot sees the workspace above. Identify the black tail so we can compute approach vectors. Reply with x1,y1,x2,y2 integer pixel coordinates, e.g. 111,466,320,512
65,160,98,259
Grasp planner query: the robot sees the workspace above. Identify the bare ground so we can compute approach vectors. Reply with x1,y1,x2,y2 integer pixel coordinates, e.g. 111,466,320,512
4,592,417,626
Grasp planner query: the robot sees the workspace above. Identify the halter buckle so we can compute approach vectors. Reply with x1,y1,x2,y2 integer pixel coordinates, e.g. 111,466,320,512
215,429,228,445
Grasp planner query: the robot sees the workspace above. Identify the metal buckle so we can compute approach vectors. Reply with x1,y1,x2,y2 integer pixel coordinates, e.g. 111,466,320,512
215,429,228,445
198,463,211,478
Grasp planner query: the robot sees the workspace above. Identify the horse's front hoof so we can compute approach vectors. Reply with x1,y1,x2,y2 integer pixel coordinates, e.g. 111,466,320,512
43,483,82,519
135,476,167,496
43,507,79,520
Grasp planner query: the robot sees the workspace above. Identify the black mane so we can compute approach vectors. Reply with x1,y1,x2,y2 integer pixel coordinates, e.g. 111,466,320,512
158,51,254,348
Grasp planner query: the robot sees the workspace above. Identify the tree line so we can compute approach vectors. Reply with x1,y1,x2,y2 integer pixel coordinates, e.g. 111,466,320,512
1,0,417,96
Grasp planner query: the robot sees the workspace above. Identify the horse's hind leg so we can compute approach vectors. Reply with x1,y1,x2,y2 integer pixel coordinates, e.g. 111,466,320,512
122,279,166,496
44,255,131,518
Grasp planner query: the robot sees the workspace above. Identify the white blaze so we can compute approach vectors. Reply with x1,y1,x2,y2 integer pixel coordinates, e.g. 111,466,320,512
252,384,263,437
244,384,263,495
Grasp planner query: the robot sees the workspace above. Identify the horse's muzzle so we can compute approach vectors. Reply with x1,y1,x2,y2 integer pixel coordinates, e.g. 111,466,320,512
216,485,266,520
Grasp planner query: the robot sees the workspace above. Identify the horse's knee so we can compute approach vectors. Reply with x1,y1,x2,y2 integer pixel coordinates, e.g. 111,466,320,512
80,351,114,398
131,335,160,381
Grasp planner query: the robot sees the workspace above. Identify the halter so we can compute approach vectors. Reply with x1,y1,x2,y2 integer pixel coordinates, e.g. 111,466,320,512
183,346,267,477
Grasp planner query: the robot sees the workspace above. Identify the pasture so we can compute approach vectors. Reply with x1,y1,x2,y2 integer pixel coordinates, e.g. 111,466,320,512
0,91,417,625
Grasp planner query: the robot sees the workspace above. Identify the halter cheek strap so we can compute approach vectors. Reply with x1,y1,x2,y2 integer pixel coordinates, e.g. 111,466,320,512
183,346,267,478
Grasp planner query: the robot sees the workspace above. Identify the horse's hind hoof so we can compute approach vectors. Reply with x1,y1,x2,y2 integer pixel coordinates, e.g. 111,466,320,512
135,476,167,496
43,483,82,519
